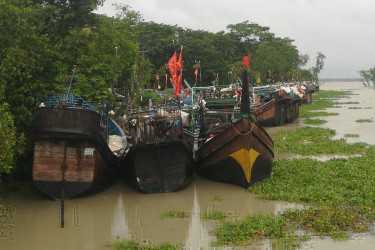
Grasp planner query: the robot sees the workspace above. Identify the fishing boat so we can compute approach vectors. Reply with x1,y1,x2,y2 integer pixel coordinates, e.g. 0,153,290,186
301,82,316,104
195,64,274,188
32,92,127,200
123,104,194,193
253,83,303,126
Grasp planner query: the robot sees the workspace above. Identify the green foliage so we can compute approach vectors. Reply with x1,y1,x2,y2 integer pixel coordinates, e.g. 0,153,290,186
115,240,180,250
212,194,223,201
311,52,326,82
211,213,308,248
355,119,373,123
201,211,227,220
274,126,367,155
304,118,327,125
161,210,187,219
133,90,161,108
0,104,25,175
344,134,360,138
221,88,375,249
299,90,351,119
283,207,368,238
250,145,375,206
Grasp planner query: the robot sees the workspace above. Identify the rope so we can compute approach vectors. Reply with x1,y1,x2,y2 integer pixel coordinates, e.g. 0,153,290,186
231,118,255,136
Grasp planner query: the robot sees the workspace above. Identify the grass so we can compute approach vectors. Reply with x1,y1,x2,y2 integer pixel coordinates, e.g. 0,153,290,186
160,210,187,219
115,240,179,250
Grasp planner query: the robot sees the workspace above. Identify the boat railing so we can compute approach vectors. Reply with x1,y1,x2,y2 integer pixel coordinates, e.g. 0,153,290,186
36,93,97,111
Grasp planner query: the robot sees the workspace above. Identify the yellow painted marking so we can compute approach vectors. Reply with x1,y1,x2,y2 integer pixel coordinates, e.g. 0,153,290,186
230,148,260,183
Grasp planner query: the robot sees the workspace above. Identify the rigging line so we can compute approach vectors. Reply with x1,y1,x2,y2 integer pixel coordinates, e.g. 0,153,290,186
231,119,255,136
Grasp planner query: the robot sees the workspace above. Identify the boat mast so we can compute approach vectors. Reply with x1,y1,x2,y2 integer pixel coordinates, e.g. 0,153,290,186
240,56,251,117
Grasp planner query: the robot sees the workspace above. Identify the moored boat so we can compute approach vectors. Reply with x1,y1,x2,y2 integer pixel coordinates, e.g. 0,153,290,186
195,64,274,188
32,93,127,200
253,84,302,127
123,105,194,193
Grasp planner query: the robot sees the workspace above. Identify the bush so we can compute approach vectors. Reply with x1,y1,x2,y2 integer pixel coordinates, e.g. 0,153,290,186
0,103,24,175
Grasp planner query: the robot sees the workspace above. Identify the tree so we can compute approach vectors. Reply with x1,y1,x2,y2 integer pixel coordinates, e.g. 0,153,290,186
253,38,300,83
311,52,326,83
368,68,375,87
358,70,371,86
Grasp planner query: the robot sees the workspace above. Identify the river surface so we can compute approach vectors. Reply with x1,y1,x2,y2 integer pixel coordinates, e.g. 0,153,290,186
1,82,375,250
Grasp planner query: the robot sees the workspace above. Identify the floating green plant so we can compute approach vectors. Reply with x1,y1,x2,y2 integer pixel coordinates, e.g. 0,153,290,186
299,90,350,119
250,146,375,207
339,101,359,104
355,119,373,123
211,213,310,249
344,134,359,138
232,146,375,248
274,126,368,155
161,210,187,219
304,118,327,125
115,240,180,250
212,194,223,201
201,211,227,220
211,89,375,249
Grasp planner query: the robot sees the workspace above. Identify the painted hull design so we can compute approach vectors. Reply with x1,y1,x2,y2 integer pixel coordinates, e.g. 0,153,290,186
197,117,274,188
33,107,123,200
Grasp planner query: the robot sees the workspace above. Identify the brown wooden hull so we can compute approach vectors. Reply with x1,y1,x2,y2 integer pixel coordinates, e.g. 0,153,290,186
124,109,194,193
255,91,302,127
197,117,274,188
33,107,122,200
124,139,194,193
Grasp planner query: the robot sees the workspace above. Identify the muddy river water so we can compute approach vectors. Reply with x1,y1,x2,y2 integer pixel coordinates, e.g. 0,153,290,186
1,82,375,250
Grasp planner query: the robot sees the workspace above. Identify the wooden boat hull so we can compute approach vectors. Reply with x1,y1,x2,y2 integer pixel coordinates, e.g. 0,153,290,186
255,91,302,127
125,139,194,193
33,107,121,200
197,117,274,188
255,99,283,127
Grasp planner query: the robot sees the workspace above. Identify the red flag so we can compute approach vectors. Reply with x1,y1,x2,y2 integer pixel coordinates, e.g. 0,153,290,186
243,56,249,68
168,51,182,97
168,52,177,78
176,51,182,71
194,69,198,82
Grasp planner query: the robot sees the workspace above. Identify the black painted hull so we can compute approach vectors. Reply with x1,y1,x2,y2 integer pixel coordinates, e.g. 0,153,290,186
125,139,194,193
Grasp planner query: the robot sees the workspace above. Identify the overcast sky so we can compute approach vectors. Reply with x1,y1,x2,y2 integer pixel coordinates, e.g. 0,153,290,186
96,0,375,79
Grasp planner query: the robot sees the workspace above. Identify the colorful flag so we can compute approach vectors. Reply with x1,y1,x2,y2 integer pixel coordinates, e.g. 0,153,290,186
167,51,182,97
243,56,249,68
